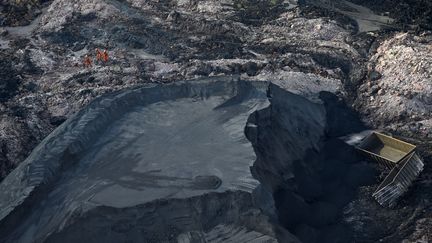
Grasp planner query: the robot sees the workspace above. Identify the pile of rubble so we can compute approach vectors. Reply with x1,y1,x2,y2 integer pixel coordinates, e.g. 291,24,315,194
356,32,432,139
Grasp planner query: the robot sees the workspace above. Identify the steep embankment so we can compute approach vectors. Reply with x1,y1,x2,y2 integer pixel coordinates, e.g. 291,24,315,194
246,83,378,243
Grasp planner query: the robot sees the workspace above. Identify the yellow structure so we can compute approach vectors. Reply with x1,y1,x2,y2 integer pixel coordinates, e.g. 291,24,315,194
357,132,424,207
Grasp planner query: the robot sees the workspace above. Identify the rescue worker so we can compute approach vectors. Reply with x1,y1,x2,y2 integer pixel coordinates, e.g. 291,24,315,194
102,49,109,62
83,55,92,68
95,48,103,62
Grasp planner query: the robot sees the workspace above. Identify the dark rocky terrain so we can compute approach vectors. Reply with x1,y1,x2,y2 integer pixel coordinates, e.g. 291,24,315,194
349,0,432,30
0,0,431,242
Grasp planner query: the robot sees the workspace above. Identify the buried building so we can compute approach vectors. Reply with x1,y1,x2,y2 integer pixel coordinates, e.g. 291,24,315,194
357,132,424,207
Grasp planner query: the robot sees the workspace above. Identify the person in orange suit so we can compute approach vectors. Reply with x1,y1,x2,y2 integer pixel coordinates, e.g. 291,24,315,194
95,48,103,62
102,49,109,62
83,55,92,68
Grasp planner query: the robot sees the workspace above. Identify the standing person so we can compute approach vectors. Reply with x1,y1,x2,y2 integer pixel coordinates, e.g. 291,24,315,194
102,49,109,62
83,55,92,68
95,48,103,63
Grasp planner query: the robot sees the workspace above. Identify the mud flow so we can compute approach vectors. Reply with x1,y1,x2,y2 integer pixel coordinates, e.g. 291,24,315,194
0,78,383,243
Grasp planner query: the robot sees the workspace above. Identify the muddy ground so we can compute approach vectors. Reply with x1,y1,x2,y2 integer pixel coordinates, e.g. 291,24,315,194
0,0,432,242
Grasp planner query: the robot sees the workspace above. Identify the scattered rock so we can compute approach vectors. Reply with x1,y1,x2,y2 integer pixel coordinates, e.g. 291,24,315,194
242,61,259,76
355,32,432,138
369,70,382,81
370,85,379,94
0,28,8,37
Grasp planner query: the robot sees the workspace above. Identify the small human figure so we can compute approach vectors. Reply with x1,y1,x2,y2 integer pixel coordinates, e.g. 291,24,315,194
83,55,92,68
95,48,103,62
102,49,109,62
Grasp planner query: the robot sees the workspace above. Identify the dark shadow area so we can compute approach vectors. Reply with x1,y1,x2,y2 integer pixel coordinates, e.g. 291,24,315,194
0,56,21,102
319,91,367,137
247,87,379,243
232,0,289,26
